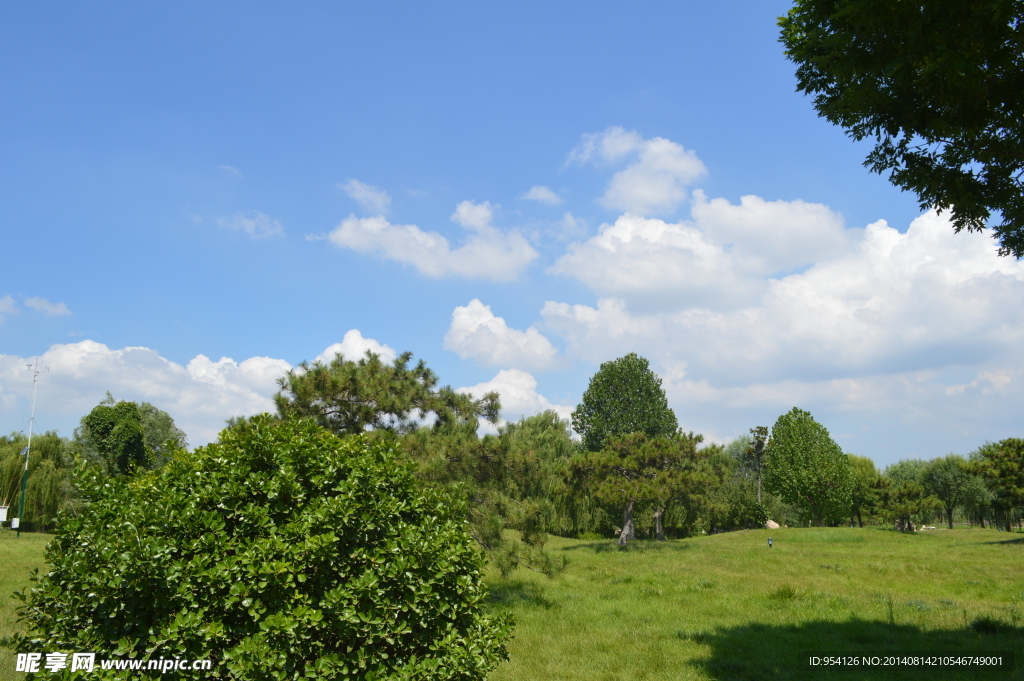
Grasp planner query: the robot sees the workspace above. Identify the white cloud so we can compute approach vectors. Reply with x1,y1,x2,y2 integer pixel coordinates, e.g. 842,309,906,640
325,201,537,281
315,329,397,364
568,127,706,215
0,295,16,322
25,297,71,316
567,126,645,165
340,179,392,214
217,165,243,177
521,185,563,205
0,332,394,447
545,211,1024,386
457,369,572,424
550,192,851,310
218,211,284,239
444,299,559,370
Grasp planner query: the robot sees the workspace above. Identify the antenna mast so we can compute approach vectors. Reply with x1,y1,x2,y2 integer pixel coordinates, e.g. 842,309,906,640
15,358,44,538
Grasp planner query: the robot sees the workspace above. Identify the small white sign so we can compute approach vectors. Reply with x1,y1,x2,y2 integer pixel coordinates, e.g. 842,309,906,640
0,505,8,522
11,517,19,529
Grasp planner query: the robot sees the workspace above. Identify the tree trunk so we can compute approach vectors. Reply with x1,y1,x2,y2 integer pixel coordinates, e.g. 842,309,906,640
654,507,666,541
756,470,762,505
947,506,954,530
856,508,863,528
619,500,636,546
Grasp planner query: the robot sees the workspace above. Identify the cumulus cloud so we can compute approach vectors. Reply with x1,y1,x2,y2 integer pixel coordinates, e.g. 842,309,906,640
0,295,16,322
521,185,563,205
0,331,393,446
444,299,559,370
218,211,284,238
25,297,71,316
550,192,851,310
325,201,537,281
539,209,1024,461
457,369,572,424
314,329,397,364
544,211,1024,386
568,127,706,215
340,179,392,214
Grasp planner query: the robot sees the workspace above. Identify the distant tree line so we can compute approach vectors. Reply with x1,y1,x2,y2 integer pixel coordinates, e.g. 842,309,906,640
4,352,1023,557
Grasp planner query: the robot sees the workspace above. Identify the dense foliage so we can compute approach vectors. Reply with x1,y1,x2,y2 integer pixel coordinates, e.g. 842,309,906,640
275,351,499,435
570,353,678,452
401,411,573,578
10,416,511,680
762,408,852,526
780,0,1024,256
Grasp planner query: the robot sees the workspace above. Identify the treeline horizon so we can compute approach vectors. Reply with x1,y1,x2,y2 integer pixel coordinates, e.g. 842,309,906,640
2,351,1022,572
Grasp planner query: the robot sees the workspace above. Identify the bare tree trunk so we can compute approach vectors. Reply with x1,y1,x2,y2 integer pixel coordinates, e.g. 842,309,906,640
947,507,954,530
619,500,636,546
756,470,762,505
654,507,666,541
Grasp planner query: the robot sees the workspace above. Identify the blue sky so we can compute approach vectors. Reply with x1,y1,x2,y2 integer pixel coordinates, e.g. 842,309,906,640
2,2,1021,468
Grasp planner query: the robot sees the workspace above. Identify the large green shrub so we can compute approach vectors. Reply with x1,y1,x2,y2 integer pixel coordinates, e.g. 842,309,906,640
10,416,510,680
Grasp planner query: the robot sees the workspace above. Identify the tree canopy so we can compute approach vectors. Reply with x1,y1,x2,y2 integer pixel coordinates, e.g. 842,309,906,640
79,401,149,475
780,0,1024,256
275,351,499,436
762,407,852,526
571,353,678,452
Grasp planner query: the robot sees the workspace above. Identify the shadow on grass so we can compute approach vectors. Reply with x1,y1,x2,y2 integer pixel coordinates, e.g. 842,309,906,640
560,540,692,554
983,536,1024,545
487,580,556,609
686,619,1022,680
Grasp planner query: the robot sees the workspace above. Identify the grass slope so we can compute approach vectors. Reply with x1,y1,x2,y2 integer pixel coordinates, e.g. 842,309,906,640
1,531,51,681
485,527,1024,681
2,528,1022,680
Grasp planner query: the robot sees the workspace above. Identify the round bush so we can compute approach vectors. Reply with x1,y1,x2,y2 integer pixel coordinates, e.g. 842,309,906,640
12,416,510,680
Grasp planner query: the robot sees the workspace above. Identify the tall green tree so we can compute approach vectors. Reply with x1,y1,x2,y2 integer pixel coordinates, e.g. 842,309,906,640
921,454,976,529
848,454,880,527
743,426,769,505
74,394,187,471
79,401,149,475
880,478,940,531
780,0,1024,257
972,438,1024,531
762,408,852,526
571,353,678,452
137,401,189,465
275,351,499,435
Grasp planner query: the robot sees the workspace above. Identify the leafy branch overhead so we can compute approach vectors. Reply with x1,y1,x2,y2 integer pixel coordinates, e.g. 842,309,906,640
780,0,1024,256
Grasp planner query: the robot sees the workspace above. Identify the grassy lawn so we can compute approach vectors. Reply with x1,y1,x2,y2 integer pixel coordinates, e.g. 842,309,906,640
0,530,51,681
2,527,1022,680
485,527,1024,681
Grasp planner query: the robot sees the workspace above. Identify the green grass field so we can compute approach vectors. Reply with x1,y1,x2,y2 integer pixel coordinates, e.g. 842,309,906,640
1,530,51,681
3,527,1022,680
484,527,1024,681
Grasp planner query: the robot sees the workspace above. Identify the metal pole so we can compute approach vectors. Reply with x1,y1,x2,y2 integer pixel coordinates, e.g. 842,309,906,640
16,359,39,538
